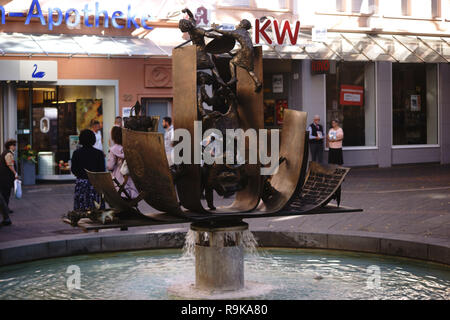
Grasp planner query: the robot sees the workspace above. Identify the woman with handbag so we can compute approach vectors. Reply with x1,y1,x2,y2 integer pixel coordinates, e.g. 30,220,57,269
107,126,138,200
71,130,105,211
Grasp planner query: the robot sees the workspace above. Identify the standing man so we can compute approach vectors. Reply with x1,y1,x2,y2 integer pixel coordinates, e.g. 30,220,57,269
308,115,324,164
162,117,174,166
90,120,103,152
0,139,18,222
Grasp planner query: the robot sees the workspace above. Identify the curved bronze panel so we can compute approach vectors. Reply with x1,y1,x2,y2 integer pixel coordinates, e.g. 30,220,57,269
257,109,307,213
220,46,264,213
122,129,184,216
284,162,351,212
172,45,207,213
86,170,143,218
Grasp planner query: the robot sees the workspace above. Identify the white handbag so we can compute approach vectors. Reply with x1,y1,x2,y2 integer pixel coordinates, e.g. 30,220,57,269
14,179,22,199
120,160,129,176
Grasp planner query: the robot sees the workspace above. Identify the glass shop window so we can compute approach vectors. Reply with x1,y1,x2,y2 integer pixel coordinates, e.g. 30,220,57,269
325,61,376,147
17,85,108,178
410,0,434,18
263,59,292,129
392,63,438,145
352,0,377,14
380,0,408,16
255,0,288,10
219,0,250,7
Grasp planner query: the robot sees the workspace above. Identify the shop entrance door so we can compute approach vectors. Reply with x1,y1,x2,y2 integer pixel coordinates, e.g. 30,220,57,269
142,99,171,133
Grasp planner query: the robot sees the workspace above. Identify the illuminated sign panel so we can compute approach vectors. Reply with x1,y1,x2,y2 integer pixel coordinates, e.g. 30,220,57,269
0,0,153,31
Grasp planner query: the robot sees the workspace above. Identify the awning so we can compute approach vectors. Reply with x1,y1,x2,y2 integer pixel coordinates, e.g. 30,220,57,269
0,32,170,58
2,30,449,62
261,31,450,63
144,28,450,63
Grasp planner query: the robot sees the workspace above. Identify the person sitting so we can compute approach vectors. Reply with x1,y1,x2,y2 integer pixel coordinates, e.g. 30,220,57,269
71,129,105,211
107,126,138,200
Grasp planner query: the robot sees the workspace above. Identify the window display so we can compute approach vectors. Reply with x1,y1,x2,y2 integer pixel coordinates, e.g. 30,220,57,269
392,63,438,145
16,85,110,179
326,61,376,147
263,71,289,128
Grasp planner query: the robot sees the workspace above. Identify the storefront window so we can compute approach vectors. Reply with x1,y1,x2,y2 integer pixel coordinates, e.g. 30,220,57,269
325,61,376,147
219,0,250,7
263,59,291,129
17,87,32,150
392,63,438,145
16,85,115,179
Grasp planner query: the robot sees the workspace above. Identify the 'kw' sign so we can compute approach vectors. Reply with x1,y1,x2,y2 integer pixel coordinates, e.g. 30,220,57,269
254,19,301,46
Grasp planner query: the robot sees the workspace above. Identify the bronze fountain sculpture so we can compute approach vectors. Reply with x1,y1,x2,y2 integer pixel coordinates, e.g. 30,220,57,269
64,11,361,296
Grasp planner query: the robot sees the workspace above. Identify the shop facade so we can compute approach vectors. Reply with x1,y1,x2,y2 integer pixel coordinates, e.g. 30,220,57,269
0,0,174,181
1,0,450,180
1,55,173,180
297,59,449,167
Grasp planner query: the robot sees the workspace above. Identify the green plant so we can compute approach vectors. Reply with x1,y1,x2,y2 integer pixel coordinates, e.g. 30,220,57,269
19,144,37,163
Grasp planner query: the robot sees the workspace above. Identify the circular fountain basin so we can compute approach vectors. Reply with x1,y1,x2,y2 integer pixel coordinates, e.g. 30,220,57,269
0,248,448,300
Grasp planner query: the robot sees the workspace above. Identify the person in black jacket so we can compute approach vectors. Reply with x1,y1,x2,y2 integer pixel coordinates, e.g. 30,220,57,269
71,129,105,211
308,115,324,164
0,139,18,222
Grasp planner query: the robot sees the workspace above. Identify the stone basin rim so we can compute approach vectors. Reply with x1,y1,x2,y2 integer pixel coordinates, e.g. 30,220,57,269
0,230,449,267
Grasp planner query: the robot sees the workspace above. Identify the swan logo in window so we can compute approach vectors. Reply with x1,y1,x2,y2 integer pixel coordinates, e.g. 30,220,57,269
32,64,46,79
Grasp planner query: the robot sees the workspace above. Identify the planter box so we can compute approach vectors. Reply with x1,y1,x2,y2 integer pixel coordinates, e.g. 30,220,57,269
21,160,36,186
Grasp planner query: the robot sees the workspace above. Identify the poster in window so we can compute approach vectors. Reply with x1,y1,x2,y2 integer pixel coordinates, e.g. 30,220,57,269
76,99,103,132
69,135,79,160
410,95,421,112
264,99,275,126
340,85,364,106
272,74,283,93
276,100,288,125
122,107,132,118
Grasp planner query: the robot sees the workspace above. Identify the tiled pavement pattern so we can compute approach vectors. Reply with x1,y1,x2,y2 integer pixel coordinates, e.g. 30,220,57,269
0,164,449,245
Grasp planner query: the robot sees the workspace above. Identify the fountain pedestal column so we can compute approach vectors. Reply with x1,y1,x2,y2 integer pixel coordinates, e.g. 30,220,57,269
191,221,248,292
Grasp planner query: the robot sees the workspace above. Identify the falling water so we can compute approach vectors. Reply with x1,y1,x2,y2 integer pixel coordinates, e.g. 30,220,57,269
182,229,260,257
182,229,196,258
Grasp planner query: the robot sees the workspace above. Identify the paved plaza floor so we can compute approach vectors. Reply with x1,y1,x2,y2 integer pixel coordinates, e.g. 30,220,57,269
0,163,449,247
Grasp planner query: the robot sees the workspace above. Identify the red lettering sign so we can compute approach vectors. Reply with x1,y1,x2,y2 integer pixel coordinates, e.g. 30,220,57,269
255,19,272,45
311,60,330,74
255,19,300,46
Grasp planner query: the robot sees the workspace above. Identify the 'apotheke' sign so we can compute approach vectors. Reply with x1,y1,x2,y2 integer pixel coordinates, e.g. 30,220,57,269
0,0,153,31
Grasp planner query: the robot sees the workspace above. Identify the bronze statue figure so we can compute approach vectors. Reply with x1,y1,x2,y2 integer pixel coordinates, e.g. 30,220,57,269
211,19,263,93
123,101,159,132
179,8,226,86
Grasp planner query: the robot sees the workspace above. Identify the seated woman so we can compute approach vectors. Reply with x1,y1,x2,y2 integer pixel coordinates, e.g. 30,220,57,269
71,129,105,211
107,126,138,200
